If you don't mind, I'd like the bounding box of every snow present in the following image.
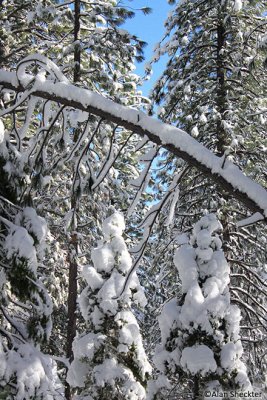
[91,245,115,273]
[147,375,172,400]
[174,245,198,293]
[102,211,125,239]
[116,310,152,374]
[193,213,222,235]
[98,271,122,315]
[92,145,116,190]
[72,212,151,396]
[165,185,180,226]
[81,265,103,290]
[127,144,157,217]
[1,62,266,218]
[179,281,213,334]
[225,305,242,341]
[234,0,243,12]
[26,11,35,23]
[0,341,7,381]
[4,224,38,273]
[72,333,106,361]
[127,168,151,217]
[173,215,232,333]
[236,212,264,228]
[2,207,48,275]
[191,125,199,138]
[67,359,88,388]
[16,53,69,85]
[235,366,252,391]
[154,214,251,393]
[200,113,208,124]
[2,343,63,400]
[0,268,6,291]
[220,341,243,370]
[93,358,146,398]
[0,118,5,143]
[180,345,217,375]
[16,207,48,244]
[181,35,189,46]
[157,298,180,343]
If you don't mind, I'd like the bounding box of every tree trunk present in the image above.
[216,18,227,156]
[216,7,232,249]
[65,2,81,398]
[193,376,200,400]
[73,0,81,83]
[65,233,78,400]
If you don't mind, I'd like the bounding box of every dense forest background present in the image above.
[0,0,266,399]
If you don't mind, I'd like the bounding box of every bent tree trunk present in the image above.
[0,65,267,220]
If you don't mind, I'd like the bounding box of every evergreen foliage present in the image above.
[0,0,266,398]
[145,0,267,390]
[149,214,251,399]
[67,211,151,399]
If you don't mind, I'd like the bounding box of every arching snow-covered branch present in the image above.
[0,66,266,219]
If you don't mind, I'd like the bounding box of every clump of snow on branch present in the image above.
[234,0,243,12]
[1,207,52,319]
[67,211,151,399]
[0,118,5,143]
[0,343,63,400]
[148,214,251,398]
[180,345,217,375]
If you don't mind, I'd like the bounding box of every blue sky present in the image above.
[123,0,172,96]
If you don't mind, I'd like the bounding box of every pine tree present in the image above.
[0,1,150,397]
[149,0,266,160]
[0,120,63,398]
[149,214,251,399]
[0,0,266,398]
[67,211,152,399]
[145,0,267,387]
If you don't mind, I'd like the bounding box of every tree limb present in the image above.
[0,68,267,219]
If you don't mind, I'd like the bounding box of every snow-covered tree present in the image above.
[0,1,266,398]
[145,0,267,387]
[149,0,266,160]
[0,121,63,398]
[149,214,251,399]
[148,0,266,222]
[1,48,266,396]
[0,2,150,397]
[147,0,266,225]
[67,211,152,399]
[0,0,149,100]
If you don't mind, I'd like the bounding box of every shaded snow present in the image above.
[180,345,217,375]
[4,225,38,273]
[0,119,4,143]
[1,343,63,400]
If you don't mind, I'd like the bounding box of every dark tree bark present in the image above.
[65,232,78,400]
[65,2,81,398]
[73,0,81,83]
[216,7,232,249]
[216,20,227,156]
[193,376,200,400]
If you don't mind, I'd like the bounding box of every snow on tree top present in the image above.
[102,211,125,239]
